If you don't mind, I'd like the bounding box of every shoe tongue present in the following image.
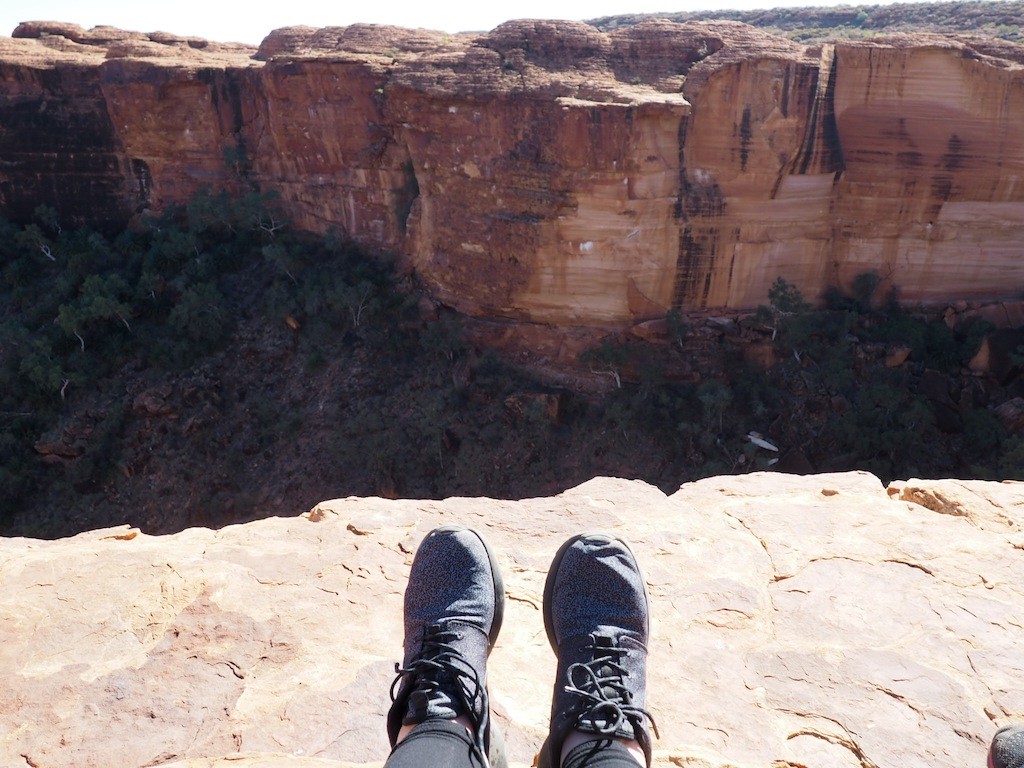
[585,633,626,701]
[407,686,460,723]
[590,633,618,672]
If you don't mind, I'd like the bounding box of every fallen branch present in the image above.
[257,214,285,237]
[589,365,621,389]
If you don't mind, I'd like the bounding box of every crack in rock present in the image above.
[875,685,925,719]
[786,728,879,768]
[882,558,935,576]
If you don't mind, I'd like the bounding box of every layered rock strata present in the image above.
[2,21,1024,325]
[1,472,1022,767]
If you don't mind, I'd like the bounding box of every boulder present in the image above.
[995,398,1024,434]
[969,329,1024,384]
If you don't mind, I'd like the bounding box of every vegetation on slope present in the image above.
[1,196,1022,538]
[591,1,1024,43]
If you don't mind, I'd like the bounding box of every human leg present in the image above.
[385,525,506,768]
[540,533,658,768]
[386,720,485,768]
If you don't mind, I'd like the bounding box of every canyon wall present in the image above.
[2,21,1024,326]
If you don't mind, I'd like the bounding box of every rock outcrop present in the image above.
[2,22,1024,325]
[1,472,1022,767]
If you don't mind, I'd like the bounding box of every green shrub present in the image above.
[850,271,880,312]
[168,282,229,347]
[963,409,1005,458]
[998,435,1024,479]
[420,315,467,366]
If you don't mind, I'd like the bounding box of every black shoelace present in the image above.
[564,635,659,741]
[391,623,491,767]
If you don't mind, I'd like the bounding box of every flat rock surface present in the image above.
[2,472,1023,767]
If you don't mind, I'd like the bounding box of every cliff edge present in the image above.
[3,22,1024,325]
[2,472,1022,767]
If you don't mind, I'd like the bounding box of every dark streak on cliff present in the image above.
[0,63,134,229]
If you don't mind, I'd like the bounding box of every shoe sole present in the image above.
[541,531,648,651]
[431,524,505,648]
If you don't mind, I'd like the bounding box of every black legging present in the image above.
[384,720,639,768]
[385,721,486,768]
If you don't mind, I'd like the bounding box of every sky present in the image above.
[0,0,929,46]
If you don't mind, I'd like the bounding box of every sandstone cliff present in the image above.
[2,22,1024,326]
[1,472,1022,767]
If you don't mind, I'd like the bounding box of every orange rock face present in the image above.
[2,21,1024,325]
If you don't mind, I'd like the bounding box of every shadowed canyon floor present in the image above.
[2,472,1022,767]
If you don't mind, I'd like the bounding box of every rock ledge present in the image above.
[2,472,1022,767]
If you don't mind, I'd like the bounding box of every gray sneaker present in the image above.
[990,725,1024,768]
[540,533,658,768]
[387,526,506,766]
